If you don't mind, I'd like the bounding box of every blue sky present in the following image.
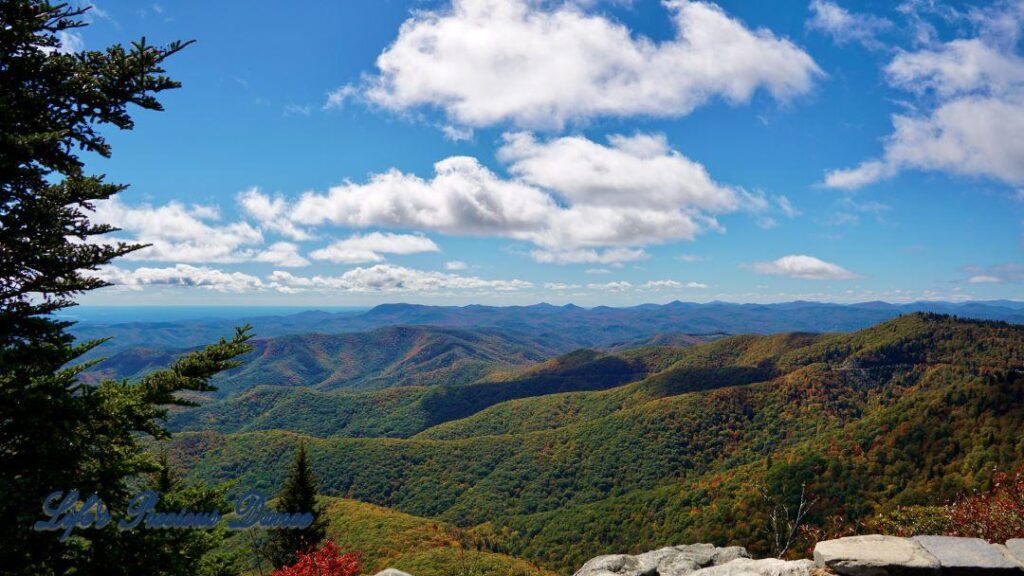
[65,0,1024,306]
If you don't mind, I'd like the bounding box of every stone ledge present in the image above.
[814,534,939,575]
[414,536,1024,576]
[571,544,817,576]
[814,535,1024,576]
[1006,541,1024,567]
[913,536,1020,575]
[372,537,1024,576]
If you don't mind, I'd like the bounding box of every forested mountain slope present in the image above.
[419,332,820,440]
[218,496,552,576]
[86,325,559,397]
[167,345,694,437]
[165,314,1024,573]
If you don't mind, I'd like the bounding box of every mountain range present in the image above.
[81,325,560,397]
[71,300,1024,359]
[155,312,1024,574]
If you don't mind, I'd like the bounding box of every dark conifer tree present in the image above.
[0,3,252,574]
[267,443,327,568]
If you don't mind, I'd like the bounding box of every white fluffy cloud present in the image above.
[92,198,310,267]
[529,247,648,265]
[968,274,1003,284]
[362,0,821,128]
[749,255,858,280]
[885,39,1024,97]
[544,282,582,290]
[806,0,891,49]
[962,263,1024,284]
[825,8,1024,189]
[545,279,710,292]
[95,129,756,279]
[93,199,255,262]
[268,264,532,292]
[499,132,739,212]
[254,132,750,253]
[288,156,555,238]
[238,187,312,240]
[55,31,85,53]
[825,160,892,190]
[91,198,307,267]
[441,125,474,142]
[40,30,85,54]
[641,280,708,289]
[309,232,439,264]
[827,99,1024,191]
[586,281,633,291]
[323,85,358,111]
[96,264,533,293]
[96,265,266,293]
[252,242,310,267]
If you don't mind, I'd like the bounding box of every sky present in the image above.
[60,0,1024,306]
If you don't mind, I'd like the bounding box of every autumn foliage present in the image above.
[271,541,361,576]
[868,467,1024,541]
[946,468,1024,541]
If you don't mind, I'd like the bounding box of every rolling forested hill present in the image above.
[218,496,553,576]
[166,345,696,437]
[83,325,561,397]
[163,313,1024,573]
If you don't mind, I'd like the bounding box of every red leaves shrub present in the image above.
[873,468,1024,541]
[271,540,361,576]
[947,469,1024,541]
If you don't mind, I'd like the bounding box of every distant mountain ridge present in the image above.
[70,300,1024,359]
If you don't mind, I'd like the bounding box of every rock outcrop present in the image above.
[571,544,815,576]
[572,536,1024,576]
[378,536,1024,576]
[813,535,940,575]
[813,534,1024,575]
[913,536,1020,574]
[686,558,816,575]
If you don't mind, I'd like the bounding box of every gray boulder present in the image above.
[712,547,752,565]
[1006,540,1024,567]
[655,554,702,576]
[813,534,940,575]
[638,547,696,575]
[573,553,655,576]
[573,544,752,576]
[373,570,413,576]
[913,536,1022,575]
[689,558,816,576]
